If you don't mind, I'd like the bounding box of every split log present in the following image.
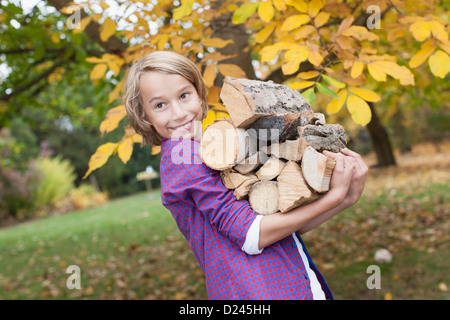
[268,139,303,161]
[298,124,347,154]
[248,180,279,215]
[234,176,259,200]
[246,112,312,143]
[255,156,286,180]
[277,161,319,213]
[220,76,311,127]
[301,146,336,193]
[220,169,257,190]
[200,120,251,170]
[233,150,269,174]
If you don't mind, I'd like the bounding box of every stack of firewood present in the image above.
[200,77,347,215]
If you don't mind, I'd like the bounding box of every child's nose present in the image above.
[172,101,187,119]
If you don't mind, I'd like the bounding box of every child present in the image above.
[123,51,368,300]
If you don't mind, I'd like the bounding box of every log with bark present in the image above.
[200,77,347,215]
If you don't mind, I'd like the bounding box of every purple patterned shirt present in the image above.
[159,136,332,300]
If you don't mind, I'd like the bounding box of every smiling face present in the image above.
[139,71,204,141]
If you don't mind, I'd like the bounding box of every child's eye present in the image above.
[180,92,190,100]
[155,102,165,109]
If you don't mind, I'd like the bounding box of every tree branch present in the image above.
[45,0,128,56]
[0,58,67,102]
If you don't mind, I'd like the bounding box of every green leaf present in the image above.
[232,2,259,24]
[322,74,345,89]
[302,88,316,105]
[316,82,338,98]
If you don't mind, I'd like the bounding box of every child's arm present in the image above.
[258,149,366,249]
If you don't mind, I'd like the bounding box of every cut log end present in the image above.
[301,146,336,193]
[248,180,279,215]
[200,120,248,170]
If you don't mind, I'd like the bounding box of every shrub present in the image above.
[0,166,39,221]
[33,156,76,208]
[69,184,108,210]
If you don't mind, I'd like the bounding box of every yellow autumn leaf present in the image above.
[203,64,217,88]
[314,11,330,28]
[348,87,380,102]
[307,45,323,66]
[428,50,450,78]
[151,145,161,156]
[255,22,277,43]
[351,61,364,78]
[73,16,92,35]
[83,142,118,179]
[287,81,315,90]
[100,17,116,42]
[368,61,387,82]
[173,0,194,20]
[297,70,320,79]
[260,42,298,62]
[108,80,124,104]
[294,25,316,40]
[218,64,247,78]
[272,0,286,11]
[90,63,107,80]
[377,61,415,85]
[281,14,310,32]
[132,134,142,144]
[326,89,347,114]
[258,1,274,23]
[342,26,378,41]
[346,94,372,126]
[232,2,259,24]
[429,20,448,42]
[117,136,134,164]
[199,38,233,48]
[285,0,308,13]
[202,109,218,130]
[409,20,432,42]
[282,47,309,75]
[308,0,324,18]
[99,105,127,135]
[409,39,437,68]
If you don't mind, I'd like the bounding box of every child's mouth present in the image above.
[169,118,194,132]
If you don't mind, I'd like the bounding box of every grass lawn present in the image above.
[0,142,449,300]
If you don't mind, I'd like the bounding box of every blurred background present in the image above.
[0,0,448,300]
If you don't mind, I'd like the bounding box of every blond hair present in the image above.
[123,51,208,146]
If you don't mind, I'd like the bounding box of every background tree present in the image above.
[2,0,449,178]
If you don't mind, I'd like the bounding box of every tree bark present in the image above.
[367,102,396,166]
[211,0,257,84]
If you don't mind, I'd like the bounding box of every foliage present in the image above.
[1,1,449,176]
[32,156,76,208]
[69,183,108,210]
[0,127,40,221]
[58,0,448,177]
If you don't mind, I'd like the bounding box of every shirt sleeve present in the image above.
[161,138,258,248]
[241,215,264,255]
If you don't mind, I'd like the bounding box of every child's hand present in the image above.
[323,148,368,208]
[322,149,354,205]
[340,148,368,207]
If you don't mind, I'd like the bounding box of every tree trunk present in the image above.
[367,102,397,166]
[211,0,257,83]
